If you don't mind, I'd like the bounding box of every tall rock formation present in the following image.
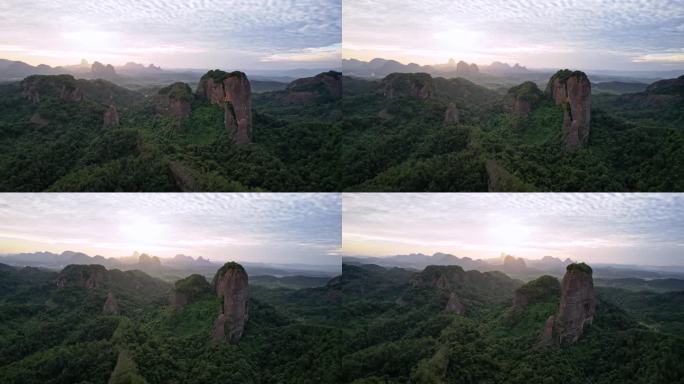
[211,262,249,344]
[382,72,434,99]
[103,292,120,314]
[445,292,466,314]
[196,70,252,144]
[444,103,460,124]
[156,82,193,118]
[92,61,117,79]
[554,263,596,344]
[545,70,591,149]
[103,104,119,128]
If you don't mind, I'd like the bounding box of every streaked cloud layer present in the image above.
[343,193,684,266]
[0,0,341,69]
[344,0,684,70]
[0,193,341,265]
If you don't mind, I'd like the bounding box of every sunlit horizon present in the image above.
[1,0,341,70]
[344,0,684,71]
[0,193,341,266]
[342,193,684,267]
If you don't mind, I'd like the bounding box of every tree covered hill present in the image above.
[0,263,343,383]
[0,71,341,192]
[338,262,684,383]
[341,72,684,191]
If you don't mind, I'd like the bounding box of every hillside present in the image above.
[341,71,684,191]
[339,262,684,383]
[0,70,341,192]
[0,263,343,383]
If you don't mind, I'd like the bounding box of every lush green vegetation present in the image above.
[0,263,343,383]
[341,73,684,191]
[0,73,340,191]
[339,263,684,383]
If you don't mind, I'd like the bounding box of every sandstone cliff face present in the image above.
[545,70,591,149]
[103,292,120,314]
[92,61,117,79]
[382,73,434,99]
[59,84,84,102]
[103,104,119,128]
[553,263,596,344]
[211,262,249,344]
[445,292,466,315]
[444,103,459,123]
[196,70,252,144]
[541,314,556,344]
[156,82,193,118]
[56,264,107,289]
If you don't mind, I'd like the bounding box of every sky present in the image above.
[343,193,684,266]
[0,193,341,266]
[0,0,341,70]
[343,0,684,71]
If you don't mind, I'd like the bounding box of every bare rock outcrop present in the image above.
[196,70,252,144]
[545,70,591,149]
[156,82,193,118]
[103,104,119,128]
[29,113,49,128]
[445,292,466,315]
[103,292,120,315]
[382,72,434,99]
[91,61,117,79]
[541,314,556,344]
[444,103,459,124]
[210,262,249,344]
[554,263,596,344]
[59,84,84,102]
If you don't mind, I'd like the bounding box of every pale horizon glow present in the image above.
[343,0,684,71]
[0,193,341,266]
[342,194,684,266]
[0,0,341,70]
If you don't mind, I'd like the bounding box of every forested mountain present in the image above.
[338,262,684,383]
[0,70,341,191]
[341,71,684,191]
[0,262,343,383]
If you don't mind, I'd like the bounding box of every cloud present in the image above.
[0,0,341,68]
[343,0,684,70]
[342,193,684,265]
[0,193,342,265]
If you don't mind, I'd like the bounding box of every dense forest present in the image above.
[341,73,684,191]
[0,71,341,192]
[338,263,684,383]
[0,263,342,383]
[1,260,683,383]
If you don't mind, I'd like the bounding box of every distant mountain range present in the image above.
[0,58,334,84]
[0,250,340,278]
[343,252,684,280]
[342,57,530,78]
